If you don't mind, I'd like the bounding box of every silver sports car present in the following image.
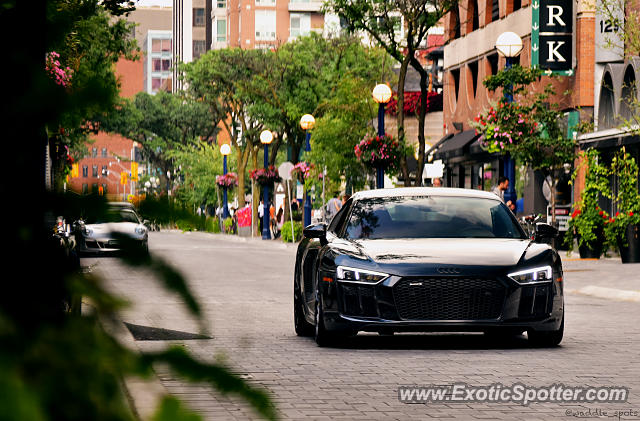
[76,206,148,255]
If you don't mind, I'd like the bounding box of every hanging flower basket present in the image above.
[250,166,282,186]
[216,172,237,188]
[470,101,537,154]
[354,133,402,172]
[290,162,312,182]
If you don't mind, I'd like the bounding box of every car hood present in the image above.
[331,238,533,275]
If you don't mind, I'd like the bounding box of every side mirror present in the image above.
[534,223,558,242]
[143,219,150,227]
[303,223,327,243]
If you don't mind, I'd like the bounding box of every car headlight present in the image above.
[135,226,147,235]
[508,265,552,284]
[83,227,93,236]
[336,266,389,284]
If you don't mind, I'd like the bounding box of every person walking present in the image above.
[492,176,514,210]
[325,193,342,222]
[258,200,264,233]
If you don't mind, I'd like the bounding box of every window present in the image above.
[468,61,479,99]
[101,165,108,176]
[290,13,310,38]
[101,184,108,195]
[486,53,499,76]
[193,8,206,27]
[216,18,227,42]
[82,166,88,178]
[217,0,226,8]
[255,10,276,40]
[101,147,107,157]
[82,184,88,194]
[450,68,460,102]
[492,0,499,21]
[92,165,98,177]
[513,0,521,11]
[193,40,207,58]
[92,183,98,193]
[344,197,525,240]
[256,0,275,5]
[152,77,162,91]
[152,39,162,52]
[161,39,171,52]
[470,0,479,31]
[92,147,97,158]
[154,58,171,71]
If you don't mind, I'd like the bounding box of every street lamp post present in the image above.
[372,83,392,189]
[220,143,231,219]
[495,32,523,206]
[260,130,273,240]
[300,114,315,228]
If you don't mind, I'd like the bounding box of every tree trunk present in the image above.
[397,55,411,186]
[411,58,429,187]
[251,147,260,236]
[236,148,247,208]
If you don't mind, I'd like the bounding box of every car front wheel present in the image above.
[314,297,337,347]
[528,315,564,347]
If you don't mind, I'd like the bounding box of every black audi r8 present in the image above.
[293,187,564,347]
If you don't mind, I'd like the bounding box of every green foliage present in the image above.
[566,149,611,251]
[176,219,197,232]
[281,221,303,243]
[604,148,640,248]
[205,217,221,233]
[223,218,234,234]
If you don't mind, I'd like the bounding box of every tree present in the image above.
[327,0,458,185]
[100,91,220,196]
[1,1,276,419]
[182,49,273,208]
[471,66,577,225]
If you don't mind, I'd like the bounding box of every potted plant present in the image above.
[565,149,611,258]
[354,133,403,173]
[604,148,640,263]
[215,172,237,189]
[250,166,282,186]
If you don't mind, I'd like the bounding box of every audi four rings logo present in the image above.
[437,267,461,274]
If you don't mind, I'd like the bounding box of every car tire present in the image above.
[294,290,314,337]
[314,297,337,347]
[528,315,564,347]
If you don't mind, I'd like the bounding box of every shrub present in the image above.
[204,217,221,233]
[281,221,303,243]
[176,219,196,232]
[223,217,234,234]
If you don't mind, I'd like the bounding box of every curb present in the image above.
[101,317,167,420]
[567,286,640,302]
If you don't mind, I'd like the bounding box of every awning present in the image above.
[433,130,480,160]
[578,127,640,149]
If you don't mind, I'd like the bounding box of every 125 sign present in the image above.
[599,18,621,33]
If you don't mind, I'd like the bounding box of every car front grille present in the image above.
[393,277,506,321]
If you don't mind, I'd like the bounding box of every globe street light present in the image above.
[260,130,273,240]
[495,31,523,207]
[372,83,392,189]
[220,143,231,219]
[300,114,315,227]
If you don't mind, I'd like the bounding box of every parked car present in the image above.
[293,187,564,347]
[75,205,148,255]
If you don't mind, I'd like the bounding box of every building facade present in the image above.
[437,0,596,215]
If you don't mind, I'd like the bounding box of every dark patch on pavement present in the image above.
[124,322,212,341]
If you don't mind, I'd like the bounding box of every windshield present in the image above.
[85,209,141,224]
[344,196,526,240]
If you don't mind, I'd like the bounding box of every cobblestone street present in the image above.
[86,231,640,420]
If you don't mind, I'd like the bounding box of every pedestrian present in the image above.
[291,199,299,212]
[432,177,442,187]
[258,200,264,232]
[342,194,351,205]
[492,176,514,210]
[325,192,342,222]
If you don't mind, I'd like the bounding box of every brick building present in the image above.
[68,7,172,199]
[435,0,596,215]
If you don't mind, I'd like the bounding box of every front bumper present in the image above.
[320,274,564,333]
[77,235,147,254]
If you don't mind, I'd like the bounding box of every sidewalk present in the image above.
[562,255,640,302]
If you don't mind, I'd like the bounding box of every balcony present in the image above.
[288,1,322,12]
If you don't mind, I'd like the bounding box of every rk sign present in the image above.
[532,0,574,73]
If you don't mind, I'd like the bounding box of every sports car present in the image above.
[293,187,564,347]
[75,205,148,255]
